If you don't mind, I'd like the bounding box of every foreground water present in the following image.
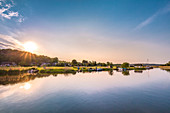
[0,68,170,113]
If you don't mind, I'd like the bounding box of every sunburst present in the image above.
[23,41,38,53]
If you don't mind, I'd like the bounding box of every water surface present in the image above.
[0,68,170,113]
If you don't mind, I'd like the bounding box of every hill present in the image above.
[0,49,54,66]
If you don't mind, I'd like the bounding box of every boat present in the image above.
[146,66,153,69]
[97,68,103,71]
[118,68,126,72]
[28,68,39,74]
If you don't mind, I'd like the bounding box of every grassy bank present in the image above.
[0,66,149,76]
[0,66,113,75]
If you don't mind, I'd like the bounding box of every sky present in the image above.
[0,0,170,64]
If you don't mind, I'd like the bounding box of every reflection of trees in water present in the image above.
[0,70,122,85]
[64,73,73,77]
[108,70,113,76]
[72,72,76,75]
[0,74,50,85]
[163,69,170,73]
[0,70,28,76]
[0,72,76,85]
[134,70,143,73]
[0,71,98,85]
[53,74,58,77]
[122,71,130,76]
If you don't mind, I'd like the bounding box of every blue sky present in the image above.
[0,0,170,63]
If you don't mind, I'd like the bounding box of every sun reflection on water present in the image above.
[19,83,31,90]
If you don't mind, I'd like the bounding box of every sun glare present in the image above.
[19,83,31,90]
[23,41,38,53]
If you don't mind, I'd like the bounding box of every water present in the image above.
[0,68,170,113]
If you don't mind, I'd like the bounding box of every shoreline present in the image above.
[0,66,153,76]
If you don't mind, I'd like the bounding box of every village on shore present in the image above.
[0,49,170,75]
[0,61,166,76]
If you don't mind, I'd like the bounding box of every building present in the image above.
[134,64,143,68]
[1,62,17,67]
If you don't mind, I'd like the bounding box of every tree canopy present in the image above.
[121,62,129,68]
[165,61,170,66]
[52,57,59,63]
[72,59,77,66]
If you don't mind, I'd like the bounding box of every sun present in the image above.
[23,41,38,53]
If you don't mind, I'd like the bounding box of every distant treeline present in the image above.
[1,49,169,67]
[0,49,115,66]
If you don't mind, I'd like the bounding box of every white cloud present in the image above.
[0,5,10,14]
[134,3,170,31]
[0,0,22,21]
[1,11,18,19]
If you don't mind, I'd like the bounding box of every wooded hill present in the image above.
[0,49,55,66]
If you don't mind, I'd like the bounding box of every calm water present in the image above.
[0,68,170,113]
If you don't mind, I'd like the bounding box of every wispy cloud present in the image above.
[0,0,23,22]
[0,33,24,50]
[18,16,24,23]
[134,3,170,31]
[0,0,25,49]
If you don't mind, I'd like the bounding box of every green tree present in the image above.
[107,62,110,66]
[165,61,170,66]
[92,61,97,66]
[72,59,77,66]
[82,60,88,66]
[121,62,129,68]
[52,57,59,63]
